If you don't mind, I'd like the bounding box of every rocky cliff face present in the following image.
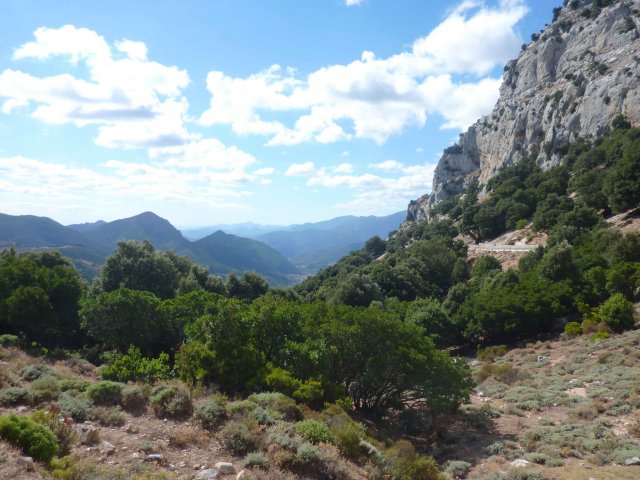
[407,0,640,223]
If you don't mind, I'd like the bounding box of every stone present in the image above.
[17,456,34,471]
[101,441,116,455]
[195,469,219,479]
[625,456,640,466]
[146,454,165,463]
[214,462,236,475]
[77,425,100,445]
[510,459,531,468]
[405,1,640,223]
[125,423,139,434]
[236,470,249,480]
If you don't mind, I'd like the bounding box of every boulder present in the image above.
[195,469,219,479]
[214,462,236,475]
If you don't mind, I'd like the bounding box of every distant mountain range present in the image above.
[0,212,298,286]
[182,211,405,274]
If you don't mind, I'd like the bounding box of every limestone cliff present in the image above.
[406,0,640,223]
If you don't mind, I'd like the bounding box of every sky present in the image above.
[0,0,562,228]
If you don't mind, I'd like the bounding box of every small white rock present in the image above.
[510,459,530,468]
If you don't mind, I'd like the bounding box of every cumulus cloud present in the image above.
[285,161,315,177]
[0,25,192,149]
[199,0,527,146]
[345,0,365,6]
[293,162,438,213]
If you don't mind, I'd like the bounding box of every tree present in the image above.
[364,236,387,258]
[405,298,457,347]
[226,271,269,302]
[598,293,636,333]
[80,287,163,354]
[471,256,501,278]
[0,249,84,347]
[98,241,178,299]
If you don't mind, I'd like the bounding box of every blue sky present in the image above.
[0,0,561,227]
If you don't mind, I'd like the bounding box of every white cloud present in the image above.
[0,25,191,149]
[293,162,437,214]
[416,147,424,153]
[334,162,354,174]
[199,0,527,146]
[254,167,275,176]
[370,160,403,171]
[285,161,315,177]
[345,0,365,5]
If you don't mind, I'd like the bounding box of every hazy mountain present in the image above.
[0,212,299,286]
[255,211,405,272]
[0,213,87,247]
[67,220,107,232]
[182,222,285,241]
[193,231,299,285]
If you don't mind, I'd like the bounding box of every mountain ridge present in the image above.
[0,211,298,286]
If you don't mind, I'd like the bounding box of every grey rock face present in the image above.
[407,1,640,222]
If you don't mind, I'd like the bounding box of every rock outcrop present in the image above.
[406,0,640,223]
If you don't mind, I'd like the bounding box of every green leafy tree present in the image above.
[80,287,164,354]
[598,293,636,333]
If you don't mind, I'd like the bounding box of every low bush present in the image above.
[150,384,192,419]
[0,387,32,406]
[220,421,256,455]
[244,451,269,468]
[21,364,56,381]
[0,334,20,347]
[444,460,472,478]
[564,322,583,337]
[56,392,92,422]
[30,376,61,402]
[194,398,227,430]
[31,406,77,456]
[101,346,171,384]
[227,399,259,417]
[252,406,282,425]
[477,345,508,362]
[0,413,58,462]
[86,381,124,406]
[295,420,335,445]
[58,378,90,393]
[333,424,363,458]
[120,385,149,414]
[384,440,443,480]
[91,406,125,427]
[168,425,207,448]
[248,392,302,421]
[476,363,522,384]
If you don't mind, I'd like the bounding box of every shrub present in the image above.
[220,421,256,455]
[227,399,259,417]
[120,385,149,414]
[56,392,92,422]
[475,363,522,384]
[264,368,301,398]
[21,364,55,381]
[477,345,508,362]
[252,406,282,425]
[385,441,442,480]
[0,334,20,347]
[293,379,324,408]
[168,425,206,448]
[150,384,192,419]
[564,322,583,337]
[0,387,32,406]
[333,424,363,458]
[91,406,125,427]
[591,331,611,342]
[244,451,269,468]
[295,420,335,445]
[101,346,170,384]
[30,376,61,402]
[295,441,324,466]
[248,392,302,421]
[86,381,124,406]
[58,378,90,393]
[444,460,472,478]
[194,398,227,430]
[31,406,77,456]
[0,413,58,462]
[598,293,636,333]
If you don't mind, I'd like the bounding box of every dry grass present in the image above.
[167,425,209,448]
